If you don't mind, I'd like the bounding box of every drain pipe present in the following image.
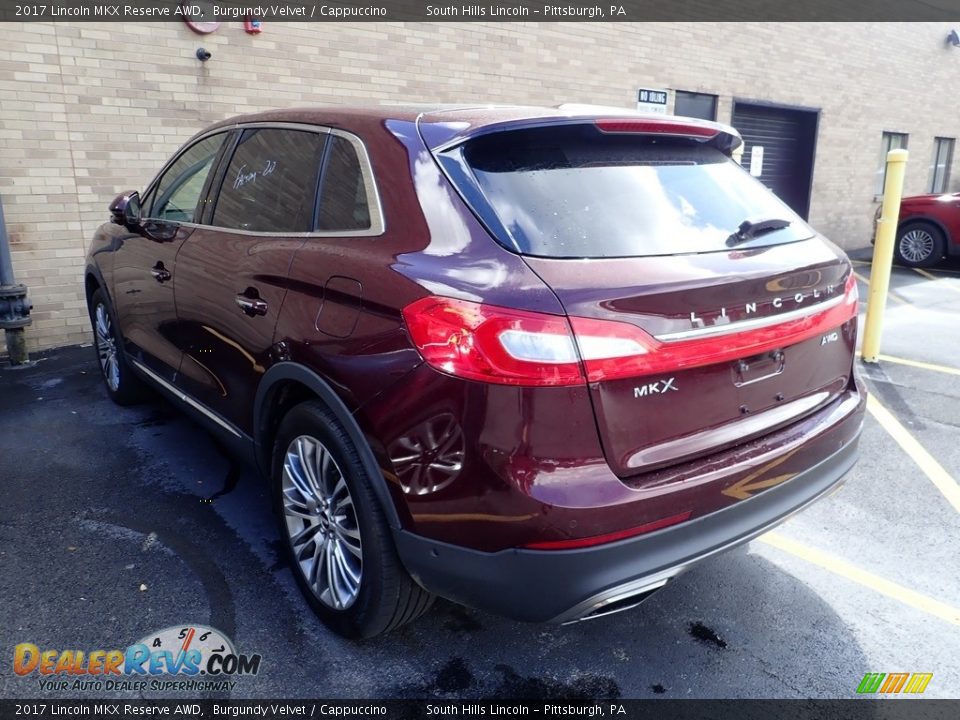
[0,195,32,365]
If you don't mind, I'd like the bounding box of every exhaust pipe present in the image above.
[561,576,672,625]
[566,585,665,624]
[0,195,32,366]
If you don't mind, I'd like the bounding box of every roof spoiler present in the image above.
[424,108,743,157]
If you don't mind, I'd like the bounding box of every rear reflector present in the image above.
[402,273,857,387]
[595,118,719,139]
[523,511,693,550]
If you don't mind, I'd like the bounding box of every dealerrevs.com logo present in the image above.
[13,625,262,693]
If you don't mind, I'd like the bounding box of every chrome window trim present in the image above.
[141,121,385,238]
[325,126,385,236]
[655,294,845,342]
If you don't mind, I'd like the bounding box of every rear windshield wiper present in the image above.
[726,217,792,247]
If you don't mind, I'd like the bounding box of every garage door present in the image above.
[732,102,818,220]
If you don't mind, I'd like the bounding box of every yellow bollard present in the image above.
[861,149,908,363]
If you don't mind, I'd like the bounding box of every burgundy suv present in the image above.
[85,105,865,638]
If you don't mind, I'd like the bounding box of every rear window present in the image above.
[212,128,325,233]
[454,125,814,258]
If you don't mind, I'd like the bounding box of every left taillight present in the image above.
[401,296,585,386]
[402,296,656,387]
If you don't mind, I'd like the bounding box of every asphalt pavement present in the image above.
[1,255,958,700]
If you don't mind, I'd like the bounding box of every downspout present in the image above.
[0,195,32,365]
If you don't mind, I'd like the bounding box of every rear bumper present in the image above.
[394,427,861,623]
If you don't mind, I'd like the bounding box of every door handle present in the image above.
[150,262,171,283]
[235,292,268,317]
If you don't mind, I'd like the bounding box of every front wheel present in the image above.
[895,222,945,268]
[89,287,147,406]
[272,401,434,638]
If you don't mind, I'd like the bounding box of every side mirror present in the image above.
[109,191,142,227]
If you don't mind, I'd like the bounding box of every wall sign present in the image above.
[637,88,668,115]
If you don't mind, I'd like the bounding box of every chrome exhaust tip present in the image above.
[560,577,671,625]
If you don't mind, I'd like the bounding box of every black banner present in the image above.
[0,0,958,23]
[2,701,960,720]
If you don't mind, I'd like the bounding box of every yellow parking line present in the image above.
[858,352,960,377]
[913,267,960,293]
[867,394,960,513]
[853,270,907,305]
[758,532,960,626]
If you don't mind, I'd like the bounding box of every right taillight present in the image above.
[572,273,859,382]
[403,276,858,387]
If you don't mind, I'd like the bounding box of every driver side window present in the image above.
[145,133,226,222]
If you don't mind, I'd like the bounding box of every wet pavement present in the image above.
[1,254,958,700]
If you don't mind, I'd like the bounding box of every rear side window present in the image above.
[452,124,813,258]
[212,128,325,233]
[316,135,371,232]
[146,133,226,222]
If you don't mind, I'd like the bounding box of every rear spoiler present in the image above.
[419,112,743,157]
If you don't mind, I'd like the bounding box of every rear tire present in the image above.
[272,401,434,638]
[88,287,147,406]
[895,222,945,268]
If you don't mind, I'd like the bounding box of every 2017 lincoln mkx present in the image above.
[84,105,865,638]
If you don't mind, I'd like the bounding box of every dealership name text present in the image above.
[427,5,626,17]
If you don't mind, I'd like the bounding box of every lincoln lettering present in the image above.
[689,285,837,326]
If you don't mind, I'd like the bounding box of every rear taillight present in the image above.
[401,296,584,386]
[403,275,858,387]
[572,273,859,382]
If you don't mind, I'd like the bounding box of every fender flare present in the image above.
[253,362,402,529]
[84,263,111,311]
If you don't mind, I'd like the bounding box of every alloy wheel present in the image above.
[900,229,935,264]
[282,435,363,610]
[94,303,120,392]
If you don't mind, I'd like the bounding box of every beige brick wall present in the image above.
[1,21,958,352]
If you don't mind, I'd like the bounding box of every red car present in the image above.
[85,106,865,638]
[882,192,960,267]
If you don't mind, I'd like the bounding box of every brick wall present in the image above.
[1,21,958,351]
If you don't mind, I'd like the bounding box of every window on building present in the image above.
[145,133,227,222]
[316,135,372,232]
[929,137,954,194]
[674,91,718,121]
[212,128,326,233]
[875,132,908,197]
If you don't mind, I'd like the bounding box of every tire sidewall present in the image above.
[271,403,394,638]
[89,287,139,404]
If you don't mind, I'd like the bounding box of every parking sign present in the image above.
[637,88,668,114]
